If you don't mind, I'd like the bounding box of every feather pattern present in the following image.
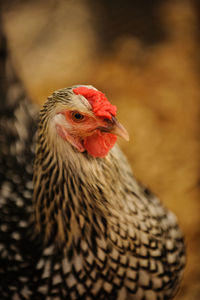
[0,29,185,299]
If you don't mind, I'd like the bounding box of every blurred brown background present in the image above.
[2,0,200,298]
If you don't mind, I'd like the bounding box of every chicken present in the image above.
[0,32,185,300]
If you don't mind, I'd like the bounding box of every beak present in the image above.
[100,117,129,141]
[110,117,129,141]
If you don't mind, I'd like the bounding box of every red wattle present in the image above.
[83,131,117,158]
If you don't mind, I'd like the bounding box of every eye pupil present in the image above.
[75,113,83,119]
[71,111,85,122]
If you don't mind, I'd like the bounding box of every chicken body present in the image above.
[0,35,185,300]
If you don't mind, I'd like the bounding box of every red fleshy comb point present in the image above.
[73,86,117,119]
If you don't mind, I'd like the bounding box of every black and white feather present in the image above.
[0,29,185,300]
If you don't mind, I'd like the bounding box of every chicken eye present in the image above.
[71,111,85,122]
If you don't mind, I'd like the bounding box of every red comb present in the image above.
[73,86,117,119]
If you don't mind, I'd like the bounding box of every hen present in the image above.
[0,32,185,300]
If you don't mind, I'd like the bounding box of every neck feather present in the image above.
[33,109,134,246]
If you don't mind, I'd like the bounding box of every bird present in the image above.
[0,34,185,300]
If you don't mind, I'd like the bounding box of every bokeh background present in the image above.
[2,0,200,298]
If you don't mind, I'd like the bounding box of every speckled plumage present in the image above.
[0,33,185,300]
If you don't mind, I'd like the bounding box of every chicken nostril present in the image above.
[104,116,116,125]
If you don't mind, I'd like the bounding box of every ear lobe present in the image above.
[56,123,69,141]
[56,123,85,152]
